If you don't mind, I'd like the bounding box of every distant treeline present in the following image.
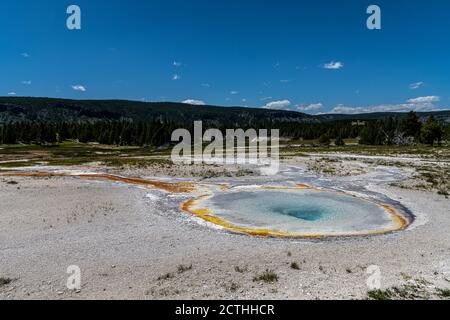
[0,112,448,146]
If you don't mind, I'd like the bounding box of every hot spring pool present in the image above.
[181,186,410,238]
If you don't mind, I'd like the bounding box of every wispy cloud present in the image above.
[201,83,211,87]
[173,61,182,67]
[71,85,86,92]
[21,80,32,85]
[409,82,425,90]
[326,96,442,114]
[230,91,239,95]
[182,99,206,105]
[280,79,291,83]
[262,100,291,110]
[297,103,323,113]
[7,92,17,95]
[172,74,181,81]
[260,96,273,101]
[21,53,30,58]
[322,61,344,70]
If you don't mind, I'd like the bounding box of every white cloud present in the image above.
[409,81,424,90]
[297,103,323,112]
[280,79,291,83]
[322,61,344,70]
[172,74,181,80]
[327,96,442,114]
[201,83,211,87]
[260,96,273,101]
[21,80,32,85]
[407,95,439,104]
[21,53,30,58]
[7,92,17,95]
[173,61,182,67]
[230,91,239,95]
[71,85,86,92]
[182,99,206,105]
[262,100,291,110]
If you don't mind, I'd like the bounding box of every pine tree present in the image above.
[335,135,345,146]
[420,116,444,146]
[318,133,331,146]
[400,111,422,139]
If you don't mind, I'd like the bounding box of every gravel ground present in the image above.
[0,162,449,300]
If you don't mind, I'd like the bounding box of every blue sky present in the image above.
[1,0,449,114]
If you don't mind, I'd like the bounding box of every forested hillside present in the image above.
[0,97,448,146]
[0,97,313,125]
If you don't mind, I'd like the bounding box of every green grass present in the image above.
[103,158,172,168]
[397,165,450,195]
[157,273,174,281]
[177,264,192,274]
[0,277,13,287]
[2,141,448,172]
[367,279,438,300]
[367,289,393,300]
[290,262,300,270]
[0,141,173,169]
[281,144,450,159]
[436,288,450,298]
[234,266,248,273]
[0,161,37,168]
[253,269,278,283]
[400,272,412,281]
[226,282,240,293]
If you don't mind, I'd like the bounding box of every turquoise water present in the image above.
[200,189,397,236]
[274,206,325,221]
